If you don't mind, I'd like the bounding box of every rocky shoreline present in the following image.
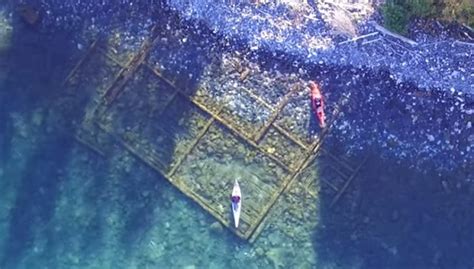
[167,1,474,94]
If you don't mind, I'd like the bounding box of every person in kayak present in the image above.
[231,195,240,203]
[309,81,326,128]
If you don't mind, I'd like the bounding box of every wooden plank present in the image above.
[272,123,311,152]
[320,177,339,192]
[146,64,179,90]
[103,25,159,104]
[372,22,418,46]
[321,148,355,173]
[240,87,274,111]
[74,132,105,157]
[98,47,127,67]
[62,39,100,86]
[166,117,216,178]
[330,156,368,208]
[255,84,300,142]
[338,32,378,45]
[328,163,351,179]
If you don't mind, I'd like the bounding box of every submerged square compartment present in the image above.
[97,66,210,173]
[172,123,290,237]
[65,51,122,98]
[258,126,308,171]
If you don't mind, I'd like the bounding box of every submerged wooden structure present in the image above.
[64,26,366,242]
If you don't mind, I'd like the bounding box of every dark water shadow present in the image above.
[0,2,123,267]
[118,160,165,253]
[0,3,87,265]
[0,3,78,165]
[296,56,473,268]
[1,133,75,267]
[313,152,474,269]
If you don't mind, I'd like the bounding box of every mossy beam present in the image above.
[254,84,301,143]
[74,128,106,157]
[239,87,274,111]
[146,64,178,89]
[330,156,368,208]
[99,47,128,67]
[167,116,217,178]
[102,24,160,105]
[62,39,100,86]
[321,148,356,173]
[272,123,311,153]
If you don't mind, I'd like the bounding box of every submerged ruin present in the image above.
[64,11,370,241]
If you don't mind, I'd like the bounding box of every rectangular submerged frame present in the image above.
[64,31,363,241]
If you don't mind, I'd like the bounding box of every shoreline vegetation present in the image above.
[380,0,474,35]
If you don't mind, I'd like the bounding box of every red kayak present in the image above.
[309,81,326,128]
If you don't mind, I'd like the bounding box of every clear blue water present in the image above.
[1,5,473,269]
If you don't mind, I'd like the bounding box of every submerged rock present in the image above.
[209,221,224,233]
[17,4,41,26]
[0,12,12,53]
[265,247,288,269]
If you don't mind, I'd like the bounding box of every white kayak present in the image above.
[231,179,242,228]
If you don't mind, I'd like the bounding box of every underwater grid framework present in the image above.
[63,32,366,241]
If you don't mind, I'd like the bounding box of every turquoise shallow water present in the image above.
[1,6,473,269]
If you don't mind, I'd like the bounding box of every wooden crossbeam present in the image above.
[102,25,159,105]
[255,84,301,142]
[240,86,274,111]
[320,177,339,192]
[146,64,178,90]
[272,123,310,152]
[327,163,351,179]
[74,131,105,157]
[330,156,368,208]
[167,116,217,178]
[98,47,127,67]
[62,39,100,86]
[321,148,356,173]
